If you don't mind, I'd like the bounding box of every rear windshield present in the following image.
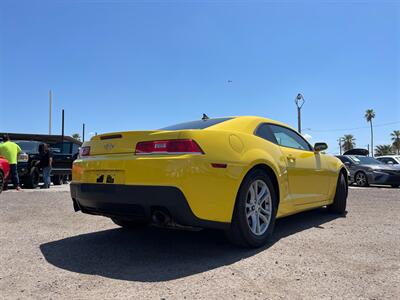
[160,117,233,130]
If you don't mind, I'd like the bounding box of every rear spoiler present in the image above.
[343,148,369,156]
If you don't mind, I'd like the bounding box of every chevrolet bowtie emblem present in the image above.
[104,144,114,151]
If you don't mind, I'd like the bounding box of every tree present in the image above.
[364,109,375,157]
[72,133,81,141]
[391,130,400,155]
[375,144,394,157]
[342,134,356,152]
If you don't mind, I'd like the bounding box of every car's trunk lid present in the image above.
[86,131,181,156]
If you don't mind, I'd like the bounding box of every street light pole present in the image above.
[49,90,52,135]
[295,93,305,133]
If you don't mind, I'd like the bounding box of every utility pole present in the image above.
[295,93,305,133]
[338,138,342,155]
[82,123,85,142]
[49,90,52,135]
[61,109,65,146]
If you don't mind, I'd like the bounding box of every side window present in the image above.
[255,123,277,143]
[72,143,80,155]
[388,158,397,164]
[267,124,312,151]
[339,156,351,164]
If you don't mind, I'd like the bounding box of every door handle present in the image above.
[287,155,296,162]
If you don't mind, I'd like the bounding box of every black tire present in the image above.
[328,172,347,214]
[226,169,278,248]
[111,218,148,229]
[24,168,40,189]
[391,184,399,188]
[52,175,62,185]
[355,171,369,187]
[0,171,4,194]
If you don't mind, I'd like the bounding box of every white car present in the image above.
[376,155,400,165]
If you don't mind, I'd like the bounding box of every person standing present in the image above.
[38,143,53,189]
[0,134,22,191]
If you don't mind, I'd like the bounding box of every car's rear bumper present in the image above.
[70,183,229,229]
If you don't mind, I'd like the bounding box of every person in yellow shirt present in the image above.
[0,134,22,191]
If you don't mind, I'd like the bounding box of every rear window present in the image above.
[160,117,233,130]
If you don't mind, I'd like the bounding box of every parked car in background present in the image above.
[0,156,10,193]
[71,116,348,248]
[336,154,400,188]
[48,141,80,183]
[376,155,400,165]
[15,140,79,188]
[0,133,81,186]
[15,140,42,188]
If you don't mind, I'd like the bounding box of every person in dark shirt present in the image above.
[38,143,53,189]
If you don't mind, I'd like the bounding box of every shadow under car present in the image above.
[39,208,344,282]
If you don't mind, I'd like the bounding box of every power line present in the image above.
[304,121,400,133]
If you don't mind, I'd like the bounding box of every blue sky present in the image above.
[0,0,399,154]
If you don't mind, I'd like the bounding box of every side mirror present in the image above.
[387,161,393,165]
[314,142,328,152]
[344,161,351,167]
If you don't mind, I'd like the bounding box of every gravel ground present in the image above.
[0,185,399,299]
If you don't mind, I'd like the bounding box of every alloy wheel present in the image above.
[245,179,272,236]
[356,173,366,186]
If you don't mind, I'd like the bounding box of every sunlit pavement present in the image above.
[0,184,399,299]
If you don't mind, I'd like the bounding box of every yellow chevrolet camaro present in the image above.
[71,116,348,247]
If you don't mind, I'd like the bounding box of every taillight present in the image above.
[135,139,204,155]
[79,146,91,157]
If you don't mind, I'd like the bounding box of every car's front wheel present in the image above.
[226,169,277,248]
[328,172,347,214]
[355,171,369,187]
[111,218,148,229]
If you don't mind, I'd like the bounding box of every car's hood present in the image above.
[359,164,400,171]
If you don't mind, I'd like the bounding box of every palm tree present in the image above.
[364,109,375,157]
[71,133,81,141]
[342,134,356,152]
[375,144,394,157]
[391,130,400,155]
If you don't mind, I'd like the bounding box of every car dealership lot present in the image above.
[1,186,399,299]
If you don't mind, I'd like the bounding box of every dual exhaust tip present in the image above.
[152,210,171,226]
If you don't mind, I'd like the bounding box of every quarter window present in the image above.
[267,124,312,151]
[255,124,277,143]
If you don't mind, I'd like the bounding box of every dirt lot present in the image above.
[0,185,399,299]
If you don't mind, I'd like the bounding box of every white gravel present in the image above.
[0,185,399,299]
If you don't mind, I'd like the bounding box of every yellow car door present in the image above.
[266,124,330,204]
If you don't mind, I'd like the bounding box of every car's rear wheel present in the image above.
[0,171,4,194]
[226,169,277,248]
[111,218,148,229]
[355,171,369,187]
[328,172,347,214]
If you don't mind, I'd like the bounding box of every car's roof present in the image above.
[14,140,42,144]
[206,116,296,134]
